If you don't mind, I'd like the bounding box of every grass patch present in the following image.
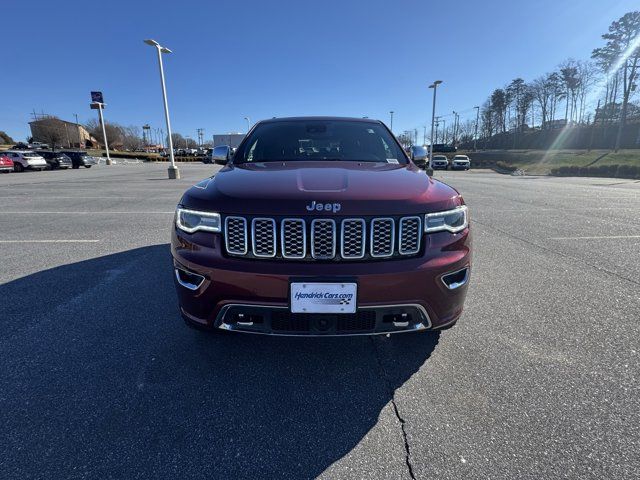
[459,149,640,177]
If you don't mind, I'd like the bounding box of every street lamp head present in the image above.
[434,80,443,85]
[145,39,172,53]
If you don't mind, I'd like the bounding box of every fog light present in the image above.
[174,267,205,290]
[441,267,469,290]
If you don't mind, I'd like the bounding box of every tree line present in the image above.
[477,11,640,151]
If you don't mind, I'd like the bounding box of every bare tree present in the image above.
[593,11,640,151]
[122,126,142,150]
[576,61,597,123]
[490,89,508,133]
[559,59,581,122]
[33,117,68,150]
[532,73,562,126]
[480,100,495,139]
[86,119,124,148]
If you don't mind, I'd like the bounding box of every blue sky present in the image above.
[1,0,637,142]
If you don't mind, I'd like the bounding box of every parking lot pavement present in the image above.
[1,164,638,479]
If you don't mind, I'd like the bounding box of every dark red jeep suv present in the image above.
[171,117,471,336]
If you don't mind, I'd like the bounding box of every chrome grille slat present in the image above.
[341,219,366,259]
[370,218,395,258]
[311,219,336,259]
[281,219,306,258]
[399,216,421,255]
[251,218,276,257]
[224,215,420,260]
[225,216,248,255]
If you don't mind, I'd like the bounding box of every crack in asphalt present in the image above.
[370,337,417,480]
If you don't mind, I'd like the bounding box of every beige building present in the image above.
[29,117,97,148]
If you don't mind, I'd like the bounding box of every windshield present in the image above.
[235,120,407,164]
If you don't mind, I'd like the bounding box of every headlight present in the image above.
[425,206,468,233]
[176,207,221,233]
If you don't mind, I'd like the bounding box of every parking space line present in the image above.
[0,240,100,243]
[0,211,174,214]
[549,235,640,240]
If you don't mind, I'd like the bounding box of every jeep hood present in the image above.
[181,161,463,215]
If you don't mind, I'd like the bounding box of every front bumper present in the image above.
[451,163,470,170]
[171,225,471,336]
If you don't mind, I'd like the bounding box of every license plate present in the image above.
[290,282,357,314]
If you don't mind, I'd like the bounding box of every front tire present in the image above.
[14,163,24,172]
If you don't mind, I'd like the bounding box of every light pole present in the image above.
[144,39,179,179]
[473,106,480,151]
[389,111,394,133]
[91,101,111,165]
[73,114,80,147]
[452,111,460,146]
[244,117,251,132]
[428,80,442,169]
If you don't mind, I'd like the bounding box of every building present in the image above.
[213,133,245,148]
[29,117,97,148]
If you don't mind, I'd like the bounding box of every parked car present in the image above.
[430,155,449,170]
[0,153,14,173]
[28,142,49,150]
[172,116,471,336]
[36,151,72,169]
[58,150,97,169]
[3,151,47,172]
[451,154,471,170]
[408,145,429,168]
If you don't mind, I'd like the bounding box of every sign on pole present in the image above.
[91,91,104,103]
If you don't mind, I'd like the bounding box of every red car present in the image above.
[171,117,471,336]
[0,154,14,173]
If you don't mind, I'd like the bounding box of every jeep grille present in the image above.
[224,215,422,261]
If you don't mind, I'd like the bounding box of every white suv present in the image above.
[451,155,471,170]
[4,151,48,172]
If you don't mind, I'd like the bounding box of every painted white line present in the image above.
[0,211,174,214]
[0,196,141,200]
[549,235,640,240]
[0,240,100,243]
[482,207,640,212]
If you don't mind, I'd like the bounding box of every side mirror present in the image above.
[212,145,231,165]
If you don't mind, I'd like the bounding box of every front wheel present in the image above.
[14,163,24,172]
